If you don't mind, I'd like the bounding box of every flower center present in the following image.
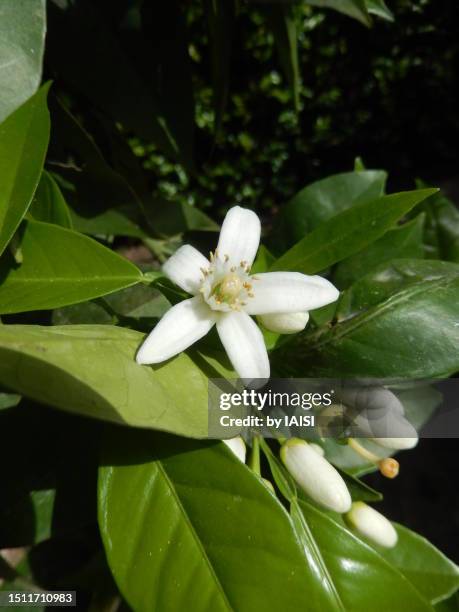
[218,273,243,300]
[200,252,256,312]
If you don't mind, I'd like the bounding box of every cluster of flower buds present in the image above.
[279,438,398,548]
[223,431,401,549]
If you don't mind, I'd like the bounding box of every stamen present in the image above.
[230,266,236,272]
[224,254,229,262]
[348,438,400,479]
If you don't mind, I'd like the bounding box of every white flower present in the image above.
[136,206,339,379]
[223,436,246,462]
[280,438,351,513]
[345,502,398,548]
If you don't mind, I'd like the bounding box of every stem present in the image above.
[348,438,381,464]
[249,435,261,475]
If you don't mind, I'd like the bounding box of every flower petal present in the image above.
[216,311,270,380]
[217,206,261,266]
[136,297,215,364]
[163,245,210,295]
[223,437,246,463]
[246,272,339,315]
[258,311,309,335]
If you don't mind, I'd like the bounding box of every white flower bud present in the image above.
[345,502,398,548]
[280,438,351,513]
[372,436,418,450]
[309,443,325,457]
[223,436,246,463]
[258,312,309,335]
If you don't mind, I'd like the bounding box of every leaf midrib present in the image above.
[157,462,234,611]
[273,192,431,272]
[310,275,458,352]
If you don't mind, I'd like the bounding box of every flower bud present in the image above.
[345,502,398,548]
[280,438,351,513]
[223,436,246,463]
[309,443,325,457]
[372,436,418,450]
[258,312,309,335]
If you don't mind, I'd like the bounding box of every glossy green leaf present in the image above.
[414,188,459,263]
[0,324,218,437]
[0,85,50,257]
[99,429,337,612]
[304,0,371,26]
[334,214,425,289]
[272,189,437,274]
[29,171,73,228]
[366,0,394,21]
[49,99,148,238]
[149,199,219,237]
[379,524,459,604]
[52,284,170,328]
[0,220,143,314]
[299,500,434,610]
[0,0,46,123]
[275,259,459,378]
[278,170,387,248]
[266,5,300,111]
[338,468,382,502]
[336,259,459,321]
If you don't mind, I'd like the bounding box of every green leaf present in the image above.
[149,199,219,237]
[366,0,394,21]
[333,214,425,289]
[299,500,435,610]
[49,98,148,238]
[337,468,382,502]
[304,0,371,26]
[0,219,142,314]
[278,170,387,248]
[275,260,459,378]
[0,392,20,411]
[266,5,300,111]
[52,284,171,328]
[29,171,73,228]
[0,85,50,257]
[99,429,338,612]
[204,0,235,136]
[0,0,46,123]
[379,524,459,604]
[271,189,437,274]
[0,325,217,437]
[414,188,459,263]
[336,259,458,320]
